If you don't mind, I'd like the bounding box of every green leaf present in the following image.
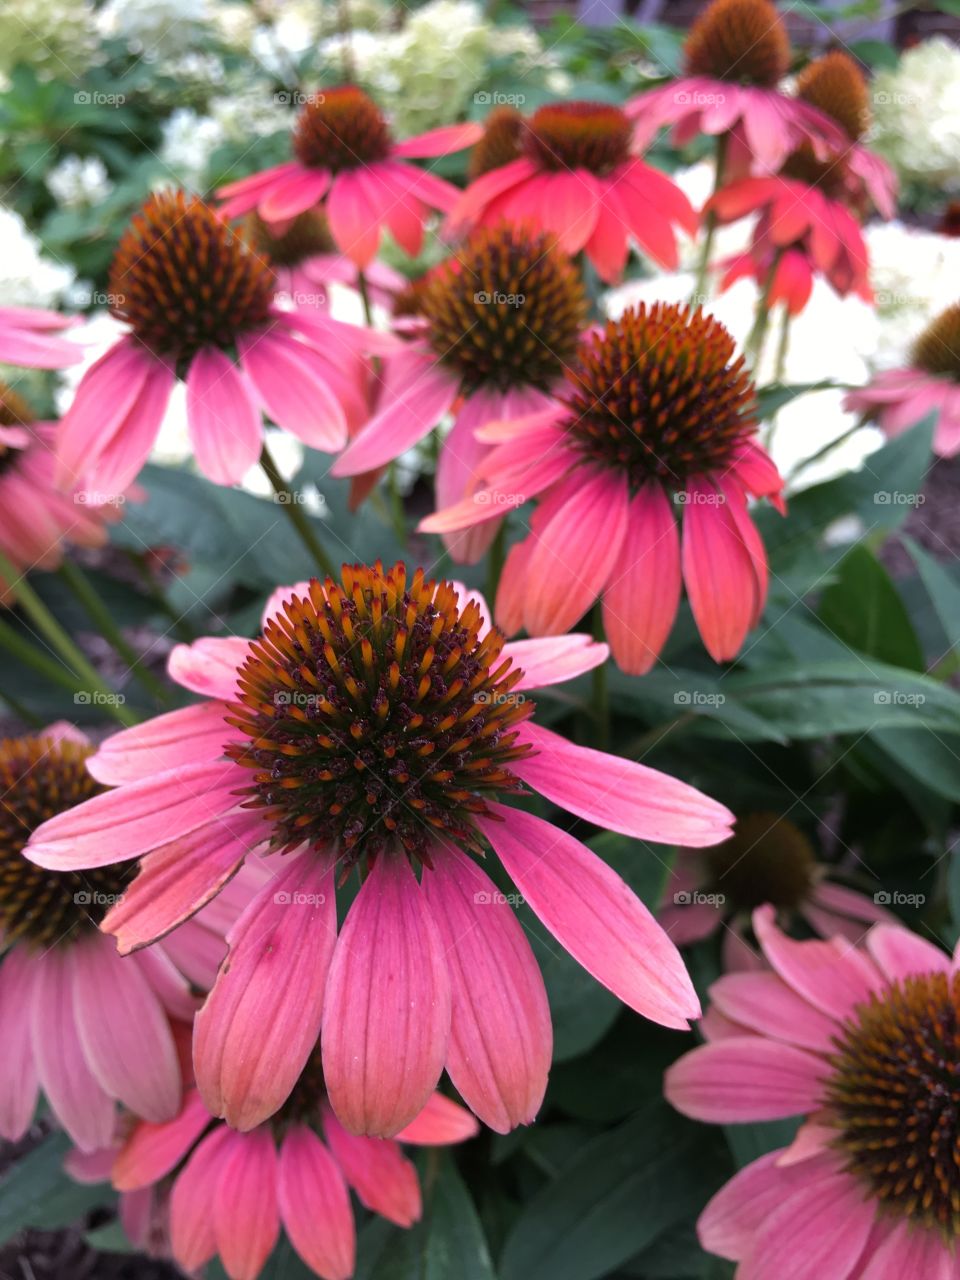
[818,545,924,670]
[724,1117,800,1169]
[0,1131,111,1245]
[499,1103,728,1280]
[904,537,960,659]
[756,380,840,418]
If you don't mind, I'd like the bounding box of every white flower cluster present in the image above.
[0,205,73,307]
[96,0,214,58]
[871,38,960,192]
[45,155,114,209]
[0,0,98,78]
[159,88,290,188]
[864,219,960,367]
[323,0,548,135]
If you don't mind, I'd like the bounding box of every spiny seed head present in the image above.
[419,222,588,393]
[562,302,757,487]
[524,101,633,175]
[826,971,960,1237]
[705,812,816,911]
[469,106,525,180]
[0,734,130,948]
[911,303,960,381]
[245,209,334,267]
[292,85,392,173]
[109,190,275,366]
[227,561,535,869]
[684,0,791,87]
[796,50,870,142]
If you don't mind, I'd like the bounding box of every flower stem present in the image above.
[356,269,374,328]
[486,521,506,606]
[592,604,609,751]
[691,132,728,305]
[57,559,170,705]
[260,443,337,578]
[764,306,794,452]
[0,552,136,726]
[745,251,782,370]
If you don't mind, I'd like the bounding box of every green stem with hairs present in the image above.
[259,442,337,578]
[486,521,506,606]
[690,132,728,305]
[745,250,783,370]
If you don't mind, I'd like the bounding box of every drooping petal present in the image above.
[213,1129,280,1280]
[186,347,263,485]
[602,484,681,675]
[113,1089,212,1190]
[681,477,762,662]
[322,855,452,1137]
[479,805,700,1030]
[506,634,609,691]
[194,852,336,1131]
[421,852,552,1133]
[239,329,348,451]
[170,1127,233,1269]
[708,972,836,1053]
[321,1105,422,1227]
[278,1125,355,1280]
[0,949,39,1141]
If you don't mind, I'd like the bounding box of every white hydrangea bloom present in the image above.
[46,155,113,209]
[0,0,97,78]
[871,39,960,191]
[97,0,214,58]
[865,219,960,368]
[0,205,73,307]
[158,109,227,189]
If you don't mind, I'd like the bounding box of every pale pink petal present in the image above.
[278,1125,355,1280]
[114,1089,212,1190]
[394,1092,480,1146]
[512,721,734,846]
[858,1219,954,1280]
[216,159,305,201]
[393,122,483,158]
[259,169,332,222]
[322,855,452,1137]
[0,949,39,1141]
[327,171,381,265]
[321,1106,422,1227]
[170,1127,233,1269]
[479,805,700,1030]
[239,329,348,451]
[436,393,503,565]
[88,702,230,785]
[214,1129,280,1280]
[602,484,681,674]
[421,853,552,1133]
[30,948,115,1151]
[865,924,951,983]
[186,347,263,485]
[664,1036,825,1122]
[506,634,609,691]
[195,852,336,1131]
[708,972,836,1053]
[82,358,175,498]
[167,636,250,699]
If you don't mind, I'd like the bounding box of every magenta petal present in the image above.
[239,329,348,451]
[865,923,951,983]
[422,853,552,1133]
[665,1036,826,1122]
[602,484,681,674]
[753,905,883,1021]
[30,948,115,1151]
[278,1125,355,1280]
[186,347,263,485]
[478,805,700,1029]
[513,722,733,846]
[194,852,336,1131]
[88,701,231,785]
[322,855,452,1137]
[114,1088,212,1190]
[213,1129,280,1280]
[681,478,761,662]
[0,949,39,1141]
[321,1105,422,1227]
[170,1127,233,1269]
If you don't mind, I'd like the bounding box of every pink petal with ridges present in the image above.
[214,1129,280,1280]
[278,1125,355,1280]
[114,1088,212,1190]
[0,949,39,1141]
[321,1105,422,1226]
[394,1092,480,1146]
[89,701,231,785]
[602,484,681,674]
[753,905,883,1021]
[665,1036,825,1123]
[506,634,609,690]
[170,1127,233,1268]
[186,347,263,485]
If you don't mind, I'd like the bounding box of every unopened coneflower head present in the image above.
[666,908,960,1278]
[217,88,480,265]
[702,812,815,913]
[846,300,960,457]
[684,0,790,87]
[468,105,524,180]
[246,208,334,266]
[26,567,733,1139]
[421,303,784,668]
[795,50,870,142]
[56,187,383,494]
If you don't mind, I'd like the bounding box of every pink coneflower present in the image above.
[26,562,733,1139]
[0,724,241,1152]
[709,175,872,312]
[0,383,121,603]
[332,222,590,563]
[666,905,960,1279]
[55,190,384,497]
[217,86,480,266]
[110,1077,478,1280]
[246,210,405,313]
[626,0,847,177]
[422,302,785,671]
[446,101,697,284]
[0,304,81,368]
[660,812,896,961]
[845,302,960,457]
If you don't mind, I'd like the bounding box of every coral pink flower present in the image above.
[217,85,480,266]
[660,813,896,962]
[709,176,872,311]
[446,101,697,283]
[0,724,245,1152]
[110,1080,478,1280]
[666,905,960,1279]
[845,302,960,457]
[26,562,733,1139]
[332,222,590,563]
[56,190,387,497]
[626,0,846,177]
[0,304,81,368]
[422,302,785,671]
[0,383,122,603]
